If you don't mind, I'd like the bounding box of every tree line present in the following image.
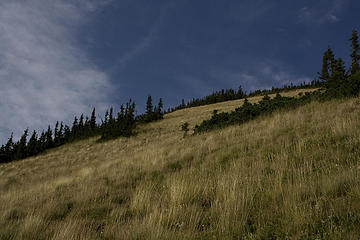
[1,29,358,164]
[0,96,163,164]
[168,79,321,113]
[194,29,360,134]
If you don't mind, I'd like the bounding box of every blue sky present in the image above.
[0,0,359,144]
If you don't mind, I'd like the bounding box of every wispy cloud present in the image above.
[0,0,112,144]
[212,61,312,93]
[111,3,175,72]
[298,0,346,24]
[226,0,274,23]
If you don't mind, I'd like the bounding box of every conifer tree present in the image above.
[118,105,125,121]
[72,116,78,139]
[349,29,360,75]
[79,114,84,132]
[320,47,336,82]
[109,107,114,123]
[90,108,96,131]
[146,95,153,115]
[27,130,39,157]
[237,85,245,99]
[45,125,53,149]
[38,131,46,152]
[0,144,6,163]
[327,58,347,96]
[155,98,164,120]
[2,133,14,163]
[158,98,163,111]
[104,110,109,126]
[16,129,28,160]
[181,99,185,108]
[63,125,71,143]
[145,95,154,122]
[54,121,60,146]
[59,122,64,145]
[84,116,90,135]
[320,49,330,81]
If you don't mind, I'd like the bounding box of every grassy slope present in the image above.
[1,89,360,239]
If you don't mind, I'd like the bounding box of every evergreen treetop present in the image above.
[350,29,360,75]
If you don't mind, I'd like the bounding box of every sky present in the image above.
[0,0,360,144]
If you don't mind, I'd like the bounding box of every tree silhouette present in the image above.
[15,129,28,160]
[350,29,360,75]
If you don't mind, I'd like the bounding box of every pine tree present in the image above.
[327,58,347,96]
[38,130,46,152]
[320,47,336,82]
[16,129,28,160]
[328,47,336,74]
[71,116,78,139]
[104,110,109,126]
[84,116,90,136]
[90,107,96,131]
[320,49,330,81]
[79,114,84,134]
[54,121,60,146]
[156,98,164,120]
[158,98,163,111]
[237,85,245,99]
[145,95,153,122]
[146,96,153,115]
[45,125,53,149]
[63,125,71,143]
[349,29,360,75]
[0,144,6,163]
[27,130,39,157]
[2,133,14,163]
[59,122,64,145]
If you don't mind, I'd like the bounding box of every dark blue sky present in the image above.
[81,0,360,109]
[0,0,359,143]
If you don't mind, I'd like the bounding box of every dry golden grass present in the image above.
[1,89,360,239]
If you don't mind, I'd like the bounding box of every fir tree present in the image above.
[79,114,84,132]
[349,29,360,75]
[90,108,96,130]
[63,125,71,143]
[158,98,163,111]
[327,58,347,96]
[0,144,6,163]
[71,116,78,138]
[104,110,109,126]
[45,125,53,149]
[156,98,164,120]
[16,129,28,160]
[27,130,39,157]
[84,116,90,136]
[146,95,153,115]
[2,133,14,163]
[181,99,185,108]
[237,85,245,98]
[38,131,46,152]
[54,121,60,146]
[320,47,336,82]
[145,95,154,122]
[59,122,64,145]
[320,48,330,81]
[109,107,114,123]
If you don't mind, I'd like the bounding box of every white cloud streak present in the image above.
[110,2,176,72]
[213,61,312,92]
[0,0,112,144]
[227,0,274,23]
[298,0,346,24]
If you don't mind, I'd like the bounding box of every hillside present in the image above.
[1,89,360,239]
